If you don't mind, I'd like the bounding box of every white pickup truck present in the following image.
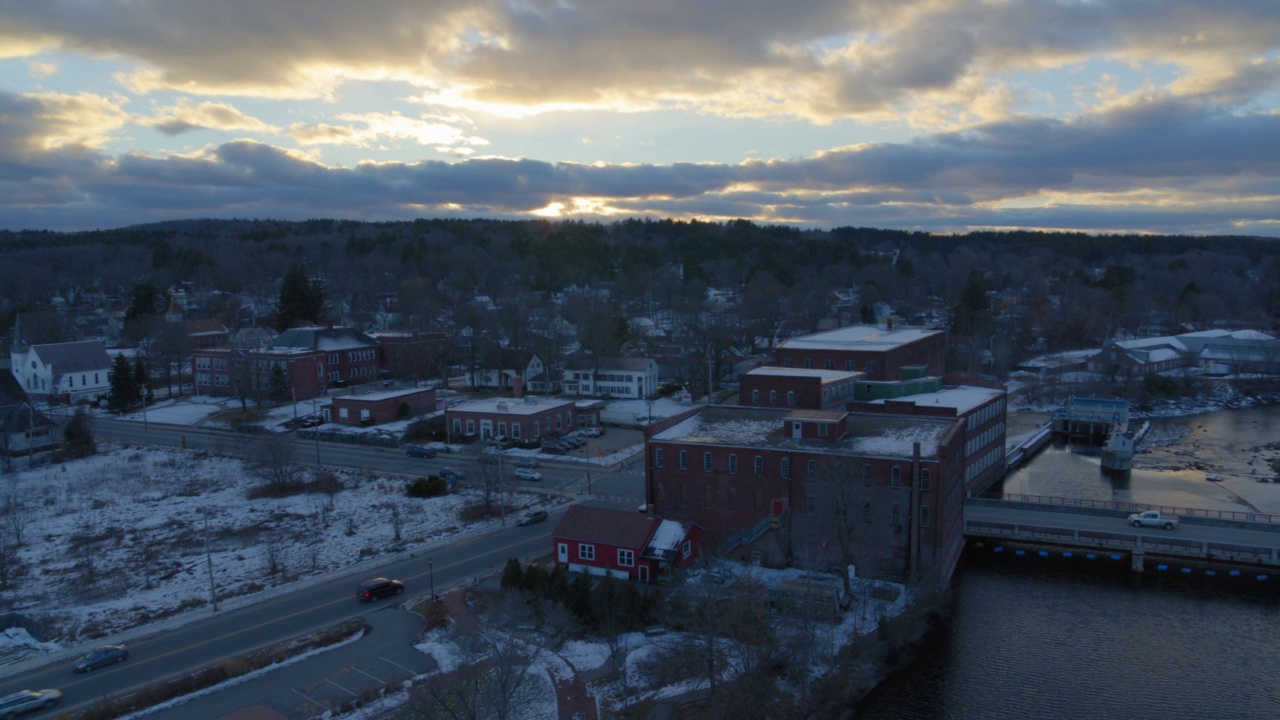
[1128,510,1180,530]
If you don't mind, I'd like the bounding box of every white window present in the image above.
[655,447,665,468]
[682,540,692,559]
[339,408,349,419]
[728,453,738,475]
[360,409,370,420]
[618,549,634,567]
[780,457,790,478]
[786,391,796,406]
[703,452,713,472]
[818,422,828,437]
[920,468,931,490]
[679,450,688,470]
[891,466,902,488]
[769,390,777,405]
[753,455,764,477]
[579,544,596,561]
[752,389,760,403]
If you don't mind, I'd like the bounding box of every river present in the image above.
[854,405,1280,719]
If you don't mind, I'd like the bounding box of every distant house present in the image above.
[552,505,702,583]
[8,316,112,404]
[467,350,551,393]
[183,319,230,350]
[328,387,436,426]
[562,356,659,400]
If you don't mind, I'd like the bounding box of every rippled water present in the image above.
[855,406,1280,720]
[856,555,1280,720]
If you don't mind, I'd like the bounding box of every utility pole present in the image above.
[203,509,218,611]
[311,397,321,465]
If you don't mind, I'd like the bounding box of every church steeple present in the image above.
[11,312,28,354]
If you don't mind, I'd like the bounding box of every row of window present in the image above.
[782,357,877,372]
[64,373,103,388]
[572,542,691,565]
[965,445,1004,482]
[965,399,1007,430]
[802,496,931,528]
[752,389,796,406]
[657,447,933,489]
[965,421,1006,457]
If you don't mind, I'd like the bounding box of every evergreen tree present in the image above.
[107,354,137,413]
[275,264,327,331]
[63,408,95,458]
[500,557,524,591]
[268,365,290,402]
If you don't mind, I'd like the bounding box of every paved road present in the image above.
[965,503,1280,549]
[0,510,561,719]
[89,417,647,505]
[146,605,433,720]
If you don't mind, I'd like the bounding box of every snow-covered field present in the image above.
[0,444,559,663]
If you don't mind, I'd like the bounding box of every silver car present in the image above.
[0,689,62,718]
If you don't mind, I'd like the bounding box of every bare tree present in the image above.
[253,434,298,493]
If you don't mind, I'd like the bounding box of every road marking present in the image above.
[325,677,359,697]
[379,655,422,675]
[351,665,386,683]
[293,687,329,711]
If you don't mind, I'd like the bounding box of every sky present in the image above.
[1,1,1278,236]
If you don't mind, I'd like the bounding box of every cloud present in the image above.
[26,60,56,78]
[1,84,1276,235]
[288,111,487,151]
[141,99,280,136]
[0,90,129,161]
[2,1,1275,126]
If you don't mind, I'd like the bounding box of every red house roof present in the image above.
[553,505,658,550]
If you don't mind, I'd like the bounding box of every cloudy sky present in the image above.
[1,1,1278,235]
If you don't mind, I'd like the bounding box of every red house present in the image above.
[553,506,702,583]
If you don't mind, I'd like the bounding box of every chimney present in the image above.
[512,374,525,399]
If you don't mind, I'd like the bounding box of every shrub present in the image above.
[406,476,448,499]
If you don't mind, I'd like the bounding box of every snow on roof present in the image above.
[779,325,942,352]
[745,367,859,381]
[1142,347,1182,363]
[334,387,433,403]
[653,407,953,459]
[453,396,575,415]
[1115,336,1187,351]
[864,385,1003,414]
[647,519,686,554]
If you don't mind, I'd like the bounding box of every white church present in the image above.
[9,315,113,404]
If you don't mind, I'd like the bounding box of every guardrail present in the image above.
[965,520,1280,567]
[974,493,1280,526]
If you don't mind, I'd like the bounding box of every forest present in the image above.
[3,218,1279,385]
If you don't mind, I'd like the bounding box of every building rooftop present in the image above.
[777,325,943,353]
[745,367,861,382]
[554,505,658,549]
[334,387,434,403]
[653,405,954,459]
[452,396,575,416]
[863,385,1005,414]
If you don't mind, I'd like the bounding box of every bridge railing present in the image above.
[977,492,1280,526]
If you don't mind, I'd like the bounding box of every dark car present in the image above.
[405,445,437,458]
[73,645,128,673]
[0,689,62,717]
[439,468,465,482]
[517,510,549,526]
[357,577,405,601]
[542,444,567,455]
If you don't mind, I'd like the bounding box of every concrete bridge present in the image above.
[964,494,1280,573]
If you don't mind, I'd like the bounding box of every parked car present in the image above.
[514,468,542,481]
[405,445,437,458]
[439,468,465,483]
[517,510,549,526]
[1128,510,1180,530]
[542,444,567,455]
[516,457,539,468]
[73,645,128,673]
[357,577,405,601]
[583,427,604,437]
[0,689,62,717]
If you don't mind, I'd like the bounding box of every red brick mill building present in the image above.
[646,405,966,585]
